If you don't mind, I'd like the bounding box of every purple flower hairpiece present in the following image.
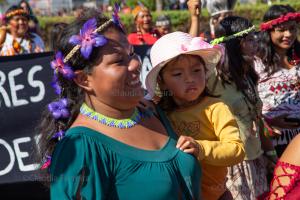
[41,155,51,170]
[51,51,74,80]
[112,3,124,31]
[52,130,65,140]
[48,98,70,120]
[69,18,108,59]
[51,72,62,95]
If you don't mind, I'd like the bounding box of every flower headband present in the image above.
[260,12,300,31]
[210,25,256,45]
[42,7,125,170]
[5,9,28,19]
[50,5,123,94]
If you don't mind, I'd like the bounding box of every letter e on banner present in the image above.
[0,139,15,176]
[13,137,39,172]
[28,65,45,103]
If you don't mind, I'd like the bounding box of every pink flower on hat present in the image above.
[181,37,214,52]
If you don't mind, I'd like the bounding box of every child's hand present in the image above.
[176,136,201,158]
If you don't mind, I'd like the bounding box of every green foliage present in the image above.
[38,1,300,49]
[109,0,155,10]
[38,16,74,29]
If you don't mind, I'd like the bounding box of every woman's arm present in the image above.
[268,134,300,200]
[188,0,201,37]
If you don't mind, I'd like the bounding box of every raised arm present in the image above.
[188,0,201,37]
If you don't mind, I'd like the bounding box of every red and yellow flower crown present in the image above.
[5,9,28,19]
[260,12,300,31]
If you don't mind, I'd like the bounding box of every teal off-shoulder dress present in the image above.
[50,108,201,200]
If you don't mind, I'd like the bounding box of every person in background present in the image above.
[208,16,272,199]
[19,0,40,33]
[202,0,237,41]
[255,5,300,157]
[128,0,201,45]
[179,0,187,10]
[0,13,6,48]
[128,5,159,45]
[37,9,201,200]
[0,5,44,56]
[155,15,171,37]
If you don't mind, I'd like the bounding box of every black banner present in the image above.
[0,52,55,186]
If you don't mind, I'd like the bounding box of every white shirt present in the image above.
[254,58,300,119]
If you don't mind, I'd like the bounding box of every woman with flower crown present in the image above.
[0,5,44,56]
[36,9,201,200]
[255,5,300,158]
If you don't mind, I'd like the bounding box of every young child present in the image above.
[146,31,245,200]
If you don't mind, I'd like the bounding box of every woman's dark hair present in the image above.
[50,22,68,51]
[214,16,259,91]
[19,0,39,23]
[19,0,34,15]
[36,9,122,185]
[158,54,215,111]
[256,5,300,75]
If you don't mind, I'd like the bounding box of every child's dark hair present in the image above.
[214,16,259,91]
[256,5,300,75]
[35,9,122,185]
[158,54,214,112]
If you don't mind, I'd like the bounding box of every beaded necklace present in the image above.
[80,103,143,129]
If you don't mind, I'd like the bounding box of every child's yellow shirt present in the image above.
[167,96,245,200]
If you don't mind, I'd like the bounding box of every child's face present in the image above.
[270,21,298,51]
[156,25,171,36]
[160,55,206,106]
